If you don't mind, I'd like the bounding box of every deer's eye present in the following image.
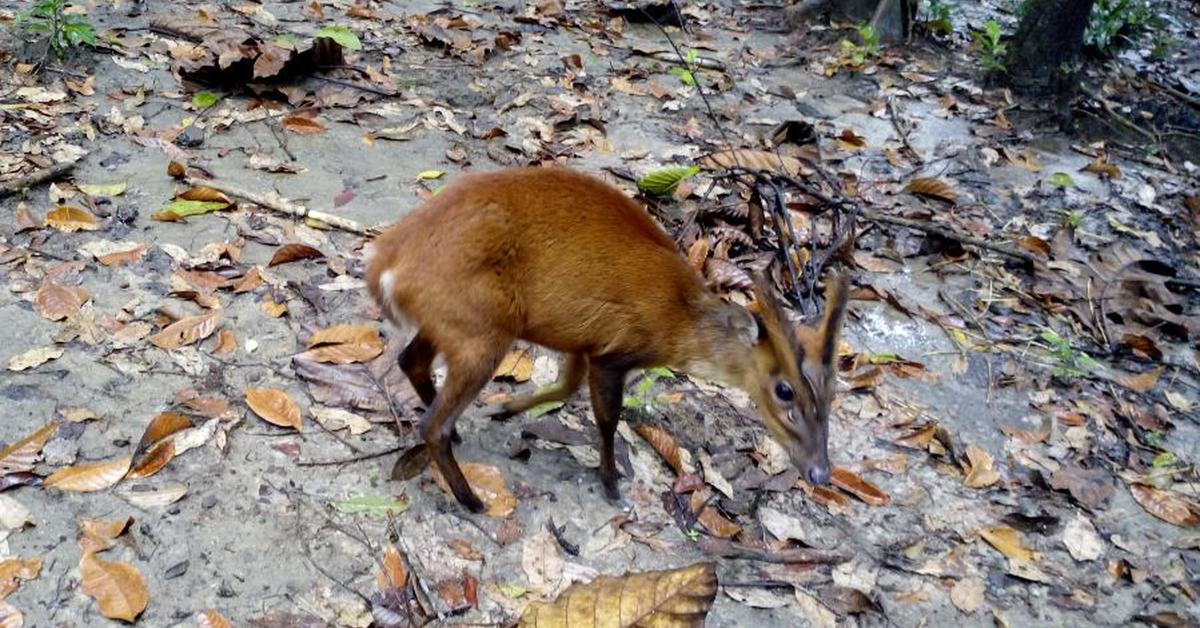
[774,381,795,403]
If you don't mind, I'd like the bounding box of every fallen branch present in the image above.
[862,209,1041,266]
[698,536,849,564]
[182,175,380,236]
[0,160,80,198]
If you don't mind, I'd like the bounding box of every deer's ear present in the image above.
[723,304,760,347]
[818,274,850,368]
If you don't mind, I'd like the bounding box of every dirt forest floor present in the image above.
[1,0,1199,626]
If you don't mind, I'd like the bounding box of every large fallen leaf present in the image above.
[431,463,516,518]
[244,388,303,431]
[282,115,326,135]
[1128,484,1200,528]
[147,310,222,349]
[830,467,889,506]
[637,166,699,197]
[518,561,717,627]
[125,440,176,480]
[134,412,193,456]
[634,424,684,476]
[978,526,1038,562]
[904,177,957,204]
[494,348,534,382]
[302,324,384,364]
[79,517,134,554]
[45,206,100,232]
[44,456,132,492]
[310,406,372,435]
[118,484,188,510]
[0,421,59,475]
[35,281,88,321]
[700,149,803,176]
[177,186,232,204]
[268,243,324,266]
[1117,365,1165,392]
[962,444,1001,488]
[79,552,148,622]
[7,346,64,371]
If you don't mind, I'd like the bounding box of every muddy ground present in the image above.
[1,0,1198,626]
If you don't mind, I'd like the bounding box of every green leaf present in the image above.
[637,165,699,197]
[868,353,901,364]
[162,199,229,217]
[331,495,410,515]
[1045,172,1076,189]
[646,366,674,379]
[315,25,362,51]
[1151,451,1178,468]
[668,66,695,86]
[416,169,445,180]
[623,395,645,409]
[498,583,529,598]
[527,400,565,417]
[192,91,218,109]
[77,182,127,197]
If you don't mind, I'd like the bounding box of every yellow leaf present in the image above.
[244,388,303,431]
[518,562,717,627]
[45,206,100,232]
[494,348,534,382]
[979,526,1038,562]
[963,444,1001,489]
[44,456,132,492]
[417,169,445,180]
[79,552,148,622]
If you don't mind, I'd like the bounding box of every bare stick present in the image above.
[182,175,380,236]
[297,444,404,466]
[698,536,849,564]
[0,160,80,198]
[887,97,922,163]
[863,209,1040,266]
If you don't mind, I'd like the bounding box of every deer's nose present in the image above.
[806,463,831,485]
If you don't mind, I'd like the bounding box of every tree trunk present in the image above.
[1005,0,1095,98]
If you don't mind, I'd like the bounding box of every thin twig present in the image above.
[0,159,81,198]
[296,444,404,466]
[181,175,379,236]
[863,209,1040,265]
[887,96,922,163]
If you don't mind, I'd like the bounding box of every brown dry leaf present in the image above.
[212,329,236,354]
[449,539,484,561]
[0,556,42,601]
[197,609,233,628]
[1128,484,1200,528]
[135,412,193,455]
[894,423,937,449]
[904,177,958,204]
[518,561,717,627]
[963,444,1001,488]
[835,128,867,152]
[96,243,149,267]
[686,237,710,272]
[79,552,148,622]
[1118,365,1165,392]
[7,346,64,371]
[44,456,132,492]
[268,243,324,266]
[148,310,222,350]
[125,440,176,480]
[233,267,263,293]
[282,114,326,135]
[809,485,853,511]
[695,503,741,539]
[634,424,685,476]
[699,149,804,176]
[45,206,100,232]
[431,463,517,518]
[0,421,60,474]
[151,210,185,222]
[177,186,232,204]
[244,388,303,431]
[1082,155,1120,179]
[830,467,890,506]
[78,517,133,554]
[377,543,408,590]
[303,324,385,364]
[493,348,534,382]
[260,294,288,317]
[15,202,42,231]
[35,282,88,321]
[979,526,1038,562]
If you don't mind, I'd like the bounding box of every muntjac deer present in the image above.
[366,167,848,513]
